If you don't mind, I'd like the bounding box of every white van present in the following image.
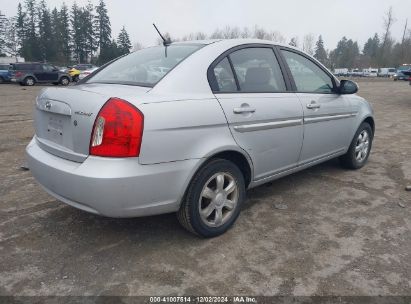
[378,68,396,77]
[363,68,378,77]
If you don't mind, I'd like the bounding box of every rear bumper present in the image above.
[26,137,198,217]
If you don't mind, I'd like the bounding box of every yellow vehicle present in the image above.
[68,67,80,81]
[69,64,95,82]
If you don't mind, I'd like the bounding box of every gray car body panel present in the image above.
[26,39,374,217]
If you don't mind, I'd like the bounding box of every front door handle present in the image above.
[306,102,321,109]
[233,107,256,114]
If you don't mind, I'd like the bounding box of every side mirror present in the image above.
[339,80,358,95]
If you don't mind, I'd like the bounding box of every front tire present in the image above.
[60,76,69,86]
[339,122,373,169]
[177,159,246,238]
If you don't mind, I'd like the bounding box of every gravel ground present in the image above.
[0,80,410,296]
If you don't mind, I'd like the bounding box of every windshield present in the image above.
[87,44,204,87]
[398,65,411,71]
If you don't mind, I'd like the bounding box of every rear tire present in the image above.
[60,76,69,86]
[339,122,373,169]
[177,159,245,238]
[24,76,35,86]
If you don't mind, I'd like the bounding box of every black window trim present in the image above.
[207,43,293,94]
[278,46,340,95]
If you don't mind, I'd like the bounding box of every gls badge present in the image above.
[74,111,93,117]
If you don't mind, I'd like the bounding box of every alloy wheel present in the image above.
[198,172,239,227]
[355,130,370,162]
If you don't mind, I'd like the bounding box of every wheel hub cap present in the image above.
[199,172,239,228]
[355,130,370,162]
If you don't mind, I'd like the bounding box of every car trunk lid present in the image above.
[35,84,149,162]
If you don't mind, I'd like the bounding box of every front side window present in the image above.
[43,65,54,72]
[281,50,334,93]
[213,57,237,92]
[88,44,203,87]
[229,48,286,92]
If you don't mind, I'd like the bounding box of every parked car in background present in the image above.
[362,68,378,77]
[10,62,70,86]
[378,68,396,77]
[78,67,99,80]
[0,64,11,83]
[69,64,96,82]
[350,69,363,77]
[334,68,349,77]
[26,39,375,237]
[393,71,410,81]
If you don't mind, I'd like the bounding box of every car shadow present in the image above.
[38,158,343,244]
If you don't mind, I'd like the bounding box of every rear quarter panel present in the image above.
[138,98,241,164]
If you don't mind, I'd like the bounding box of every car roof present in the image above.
[173,38,299,51]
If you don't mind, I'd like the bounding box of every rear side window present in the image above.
[213,57,237,92]
[281,50,334,93]
[87,44,204,87]
[230,48,286,92]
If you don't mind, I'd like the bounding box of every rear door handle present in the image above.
[306,103,321,109]
[233,107,256,114]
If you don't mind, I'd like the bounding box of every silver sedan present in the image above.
[26,39,375,237]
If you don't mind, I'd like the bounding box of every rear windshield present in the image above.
[87,44,203,87]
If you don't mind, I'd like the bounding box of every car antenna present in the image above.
[153,23,171,57]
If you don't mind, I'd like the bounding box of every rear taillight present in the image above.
[90,98,144,157]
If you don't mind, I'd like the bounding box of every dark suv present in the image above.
[10,62,71,86]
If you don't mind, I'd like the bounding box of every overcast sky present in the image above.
[1,0,410,50]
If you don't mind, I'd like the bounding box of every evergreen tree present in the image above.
[329,36,360,69]
[59,3,71,64]
[24,0,41,60]
[117,26,131,55]
[363,34,380,58]
[51,7,63,62]
[314,35,328,66]
[83,0,97,62]
[38,0,55,61]
[95,0,112,64]
[71,2,86,63]
[15,3,27,58]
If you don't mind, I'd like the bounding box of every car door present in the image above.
[33,64,46,81]
[279,48,355,165]
[210,46,304,181]
[42,64,59,81]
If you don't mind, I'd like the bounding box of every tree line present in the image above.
[0,0,132,66]
[1,4,410,70]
